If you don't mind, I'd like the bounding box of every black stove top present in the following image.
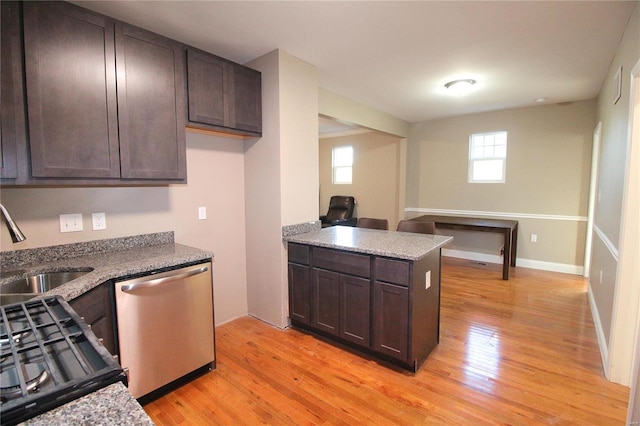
[0,296,127,425]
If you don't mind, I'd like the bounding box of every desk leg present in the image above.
[503,230,511,280]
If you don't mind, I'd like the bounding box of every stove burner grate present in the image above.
[0,296,126,426]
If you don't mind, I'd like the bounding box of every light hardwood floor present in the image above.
[143,257,630,425]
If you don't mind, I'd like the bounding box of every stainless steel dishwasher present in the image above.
[114,261,215,399]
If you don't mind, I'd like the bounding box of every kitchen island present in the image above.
[284,225,452,372]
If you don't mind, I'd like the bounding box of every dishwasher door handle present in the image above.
[120,266,209,293]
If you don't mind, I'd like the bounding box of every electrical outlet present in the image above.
[425,271,431,290]
[530,234,537,243]
[59,213,83,233]
[92,212,107,230]
[198,207,207,220]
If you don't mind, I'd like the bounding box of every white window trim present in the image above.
[468,131,507,183]
[332,146,353,184]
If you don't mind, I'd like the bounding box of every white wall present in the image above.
[244,50,318,328]
[591,1,640,386]
[0,133,248,326]
[319,132,403,228]
[319,88,409,138]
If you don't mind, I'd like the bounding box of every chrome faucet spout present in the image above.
[0,203,26,243]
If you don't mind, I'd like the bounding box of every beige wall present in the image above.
[319,132,403,229]
[406,100,597,271]
[0,132,248,326]
[244,50,319,329]
[319,89,409,138]
[591,1,640,387]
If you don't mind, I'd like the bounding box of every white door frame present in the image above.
[584,122,601,277]
[624,58,640,425]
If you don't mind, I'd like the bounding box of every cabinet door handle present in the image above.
[120,266,209,293]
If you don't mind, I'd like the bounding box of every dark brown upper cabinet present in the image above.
[11,1,186,184]
[115,22,186,180]
[187,48,262,137]
[23,1,121,179]
[1,1,25,180]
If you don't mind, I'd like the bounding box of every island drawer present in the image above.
[375,257,410,286]
[312,247,370,278]
[288,243,310,265]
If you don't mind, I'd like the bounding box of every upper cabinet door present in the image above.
[187,49,226,128]
[1,1,23,179]
[186,48,262,137]
[115,22,186,180]
[23,1,120,178]
[229,64,262,135]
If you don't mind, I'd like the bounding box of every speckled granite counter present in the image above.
[24,383,154,425]
[1,232,213,425]
[283,225,452,260]
[0,231,213,301]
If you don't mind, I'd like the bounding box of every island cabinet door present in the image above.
[288,262,311,325]
[372,281,409,362]
[340,275,371,347]
[311,268,340,336]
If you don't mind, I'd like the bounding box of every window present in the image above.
[332,146,353,184]
[468,131,507,183]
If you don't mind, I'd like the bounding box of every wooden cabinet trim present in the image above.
[312,247,370,278]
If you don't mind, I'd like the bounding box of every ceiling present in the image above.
[75,1,636,126]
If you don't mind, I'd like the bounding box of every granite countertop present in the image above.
[0,231,213,302]
[283,225,452,260]
[0,232,213,425]
[24,383,154,426]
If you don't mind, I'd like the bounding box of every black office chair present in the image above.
[320,196,357,228]
[396,220,435,234]
[356,217,389,230]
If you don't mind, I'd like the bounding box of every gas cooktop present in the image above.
[0,296,126,425]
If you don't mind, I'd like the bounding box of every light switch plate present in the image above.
[198,207,207,220]
[59,213,83,233]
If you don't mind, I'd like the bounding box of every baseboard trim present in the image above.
[442,248,583,275]
[588,282,610,379]
[406,207,587,222]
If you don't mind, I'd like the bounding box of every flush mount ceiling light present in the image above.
[444,79,477,96]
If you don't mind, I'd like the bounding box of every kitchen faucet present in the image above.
[0,203,26,243]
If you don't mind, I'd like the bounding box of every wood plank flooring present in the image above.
[143,257,630,425]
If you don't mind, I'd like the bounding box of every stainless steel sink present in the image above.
[1,269,93,295]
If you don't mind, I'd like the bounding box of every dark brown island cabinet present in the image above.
[287,236,448,372]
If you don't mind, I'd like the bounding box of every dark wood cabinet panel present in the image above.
[23,1,120,179]
[288,262,311,325]
[311,268,340,336]
[187,49,226,127]
[116,22,186,180]
[287,241,442,372]
[186,48,261,137]
[340,275,370,347]
[313,247,370,278]
[229,64,262,134]
[372,281,409,361]
[0,1,23,180]
[69,282,117,356]
[375,257,410,286]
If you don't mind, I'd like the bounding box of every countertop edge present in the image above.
[24,383,153,426]
[283,227,453,261]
